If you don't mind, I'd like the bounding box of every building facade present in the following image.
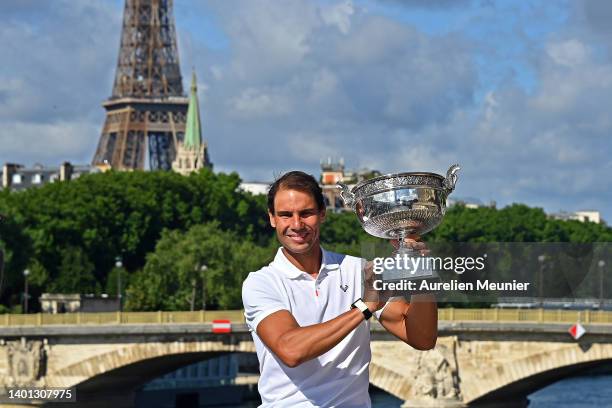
[320,157,381,210]
[550,210,602,224]
[39,293,120,314]
[0,162,100,191]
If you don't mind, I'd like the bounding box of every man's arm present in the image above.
[377,295,438,350]
[256,307,373,368]
[373,237,438,349]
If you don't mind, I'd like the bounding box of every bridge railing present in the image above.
[0,310,246,326]
[1,308,611,326]
[437,308,612,324]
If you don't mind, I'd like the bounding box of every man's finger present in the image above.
[391,238,422,248]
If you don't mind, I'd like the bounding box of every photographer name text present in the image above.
[374,279,530,292]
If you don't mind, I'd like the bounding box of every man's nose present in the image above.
[290,214,303,229]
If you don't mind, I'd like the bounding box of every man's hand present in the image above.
[390,235,429,255]
[363,261,386,313]
[369,236,438,350]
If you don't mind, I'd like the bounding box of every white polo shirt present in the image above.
[242,247,383,408]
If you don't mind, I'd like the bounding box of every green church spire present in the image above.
[184,70,202,150]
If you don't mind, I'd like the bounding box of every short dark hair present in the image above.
[267,171,325,214]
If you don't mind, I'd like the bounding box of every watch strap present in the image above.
[351,298,372,320]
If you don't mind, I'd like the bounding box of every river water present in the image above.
[197,374,612,407]
[137,355,612,408]
[368,374,612,407]
[527,374,612,408]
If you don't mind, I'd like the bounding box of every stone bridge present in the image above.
[0,309,611,407]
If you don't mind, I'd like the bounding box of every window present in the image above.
[11,174,22,184]
[32,174,43,184]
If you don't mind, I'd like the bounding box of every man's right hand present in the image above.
[363,261,390,313]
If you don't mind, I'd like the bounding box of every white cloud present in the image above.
[321,0,355,34]
[309,69,339,101]
[229,87,293,118]
[547,39,590,67]
[1,120,98,163]
[0,0,118,165]
[3,0,612,220]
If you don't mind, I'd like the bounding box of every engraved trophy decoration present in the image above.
[338,164,460,282]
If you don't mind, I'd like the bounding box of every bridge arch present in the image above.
[369,361,414,401]
[45,340,256,392]
[464,343,612,405]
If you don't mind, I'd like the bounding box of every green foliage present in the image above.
[105,267,128,298]
[48,246,98,294]
[0,169,270,309]
[319,211,377,256]
[0,193,33,306]
[125,222,275,311]
[1,170,611,312]
[430,204,612,243]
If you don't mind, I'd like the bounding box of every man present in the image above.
[242,171,437,407]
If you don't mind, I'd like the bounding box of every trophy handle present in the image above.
[337,182,356,209]
[443,164,461,195]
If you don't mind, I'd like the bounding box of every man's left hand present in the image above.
[390,235,429,256]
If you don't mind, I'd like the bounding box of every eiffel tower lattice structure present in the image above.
[93,0,191,171]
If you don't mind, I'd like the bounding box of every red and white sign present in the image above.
[212,319,232,333]
[569,323,586,340]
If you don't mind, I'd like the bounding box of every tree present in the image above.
[0,169,271,309]
[48,246,97,294]
[125,222,275,311]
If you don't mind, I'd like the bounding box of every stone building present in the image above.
[320,157,381,210]
[0,162,100,191]
[39,293,120,314]
[549,210,602,224]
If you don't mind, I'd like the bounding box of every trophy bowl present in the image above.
[338,164,460,240]
[338,165,460,283]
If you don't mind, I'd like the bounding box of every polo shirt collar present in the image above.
[273,246,338,279]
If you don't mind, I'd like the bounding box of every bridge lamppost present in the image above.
[190,277,196,312]
[190,264,208,312]
[599,260,606,309]
[23,269,30,314]
[115,257,123,311]
[201,264,208,311]
[537,255,546,307]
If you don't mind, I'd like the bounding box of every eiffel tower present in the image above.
[93,0,197,171]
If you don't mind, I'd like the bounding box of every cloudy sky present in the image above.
[1,0,611,221]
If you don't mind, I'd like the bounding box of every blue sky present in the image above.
[1,0,611,221]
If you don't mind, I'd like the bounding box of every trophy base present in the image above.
[381,266,438,282]
[379,248,441,295]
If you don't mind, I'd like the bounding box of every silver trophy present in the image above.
[338,164,460,282]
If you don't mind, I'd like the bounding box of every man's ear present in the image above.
[320,207,326,222]
[268,211,276,228]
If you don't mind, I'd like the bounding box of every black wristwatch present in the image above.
[351,298,372,320]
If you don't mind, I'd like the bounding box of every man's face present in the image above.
[269,188,326,255]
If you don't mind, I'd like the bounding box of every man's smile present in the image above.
[286,231,310,243]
